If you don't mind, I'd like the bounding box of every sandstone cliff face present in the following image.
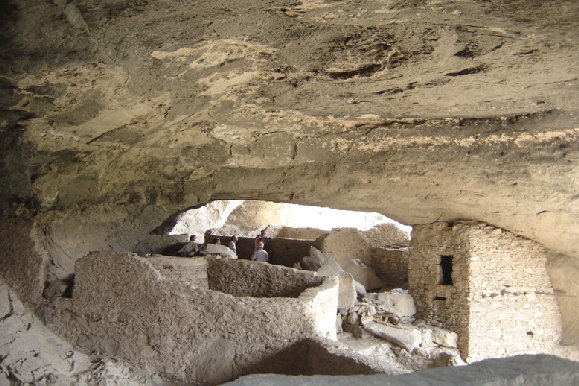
[0,0,577,344]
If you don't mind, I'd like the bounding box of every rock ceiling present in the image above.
[0,0,578,277]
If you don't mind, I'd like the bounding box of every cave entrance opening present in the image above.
[138,199,412,287]
[166,199,412,244]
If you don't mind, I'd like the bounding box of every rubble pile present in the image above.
[337,288,464,371]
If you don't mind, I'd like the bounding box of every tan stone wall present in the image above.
[409,222,562,363]
[546,252,579,345]
[207,257,323,297]
[466,226,562,362]
[48,252,338,384]
[267,238,322,267]
[319,228,385,290]
[408,223,471,357]
[275,227,329,240]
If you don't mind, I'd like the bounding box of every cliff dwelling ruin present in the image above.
[1,0,578,384]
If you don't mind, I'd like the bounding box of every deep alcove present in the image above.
[0,0,578,383]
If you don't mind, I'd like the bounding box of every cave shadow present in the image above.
[245,338,379,377]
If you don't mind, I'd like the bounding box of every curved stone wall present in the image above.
[45,252,338,384]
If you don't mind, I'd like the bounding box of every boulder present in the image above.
[302,247,326,271]
[354,280,367,297]
[317,257,356,309]
[430,327,458,348]
[310,247,326,264]
[374,290,416,322]
[364,322,422,352]
[342,258,385,291]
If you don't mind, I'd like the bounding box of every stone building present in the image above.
[409,222,562,362]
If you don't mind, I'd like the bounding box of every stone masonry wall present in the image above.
[267,238,322,267]
[409,222,562,363]
[274,227,329,240]
[212,235,322,267]
[48,252,338,384]
[466,226,562,362]
[207,257,323,297]
[408,223,471,358]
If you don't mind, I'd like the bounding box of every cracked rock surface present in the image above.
[0,280,154,385]
[0,0,576,277]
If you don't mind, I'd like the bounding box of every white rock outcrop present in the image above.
[364,322,422,353]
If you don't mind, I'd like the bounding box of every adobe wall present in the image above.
[409,222,562,363]
[466,226,562,362]
[267,238,322,267]
[208,258,323,297]
[274,227,329,240]
[148,255,208,287]
[212,235,321,267]
[408,223,471,357]
[47,252,338,384]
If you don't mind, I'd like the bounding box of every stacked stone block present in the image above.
[409,222,561,362]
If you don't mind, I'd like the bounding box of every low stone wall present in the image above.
[267,238,322,267]
[48,252,338,384]
[208,258,323,297]
[274,227,329,240]
[211,235,321,267]
[148,255,208,287]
